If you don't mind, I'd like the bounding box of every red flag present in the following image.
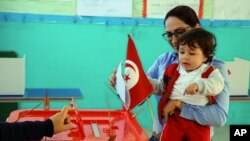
[124,35,153,110]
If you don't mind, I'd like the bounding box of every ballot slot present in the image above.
[91,122,101,137]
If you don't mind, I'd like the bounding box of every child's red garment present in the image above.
[158,63,215,141]
[158,63,215,124]
[160,110,210,141]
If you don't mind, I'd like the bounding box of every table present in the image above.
[230,96,250,101]
[0,88,83,121]
[0,88,83,102]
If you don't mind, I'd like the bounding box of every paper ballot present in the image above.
[115,62,129,107]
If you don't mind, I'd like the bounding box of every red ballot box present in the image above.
[7,108,148,141]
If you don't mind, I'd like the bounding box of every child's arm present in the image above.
[180,60,229,127]
[148,77,165,95]
[194,68,224,95]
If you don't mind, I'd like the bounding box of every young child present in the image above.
[149,28,224,141]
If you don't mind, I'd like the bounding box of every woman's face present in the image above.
[164,16,199,51]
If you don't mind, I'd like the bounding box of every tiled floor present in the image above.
[213,126,229,141]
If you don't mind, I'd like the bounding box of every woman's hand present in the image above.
[109,68,117,87]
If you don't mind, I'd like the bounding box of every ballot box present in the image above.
[7,105,148,141]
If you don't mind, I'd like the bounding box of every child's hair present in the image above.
[177,28,216,63]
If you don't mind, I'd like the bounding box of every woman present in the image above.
[110,5,229,141]
[150,28,224,141]
[147,5,229,141]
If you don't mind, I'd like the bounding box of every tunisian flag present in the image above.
[124,35,153,110]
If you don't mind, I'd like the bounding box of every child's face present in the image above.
[178,43,207,72]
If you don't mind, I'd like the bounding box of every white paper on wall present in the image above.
[147,0,200,18]
[225,57,250,96]
[213,0,250,20]
[77,0,132,17]
[0,57,25,95]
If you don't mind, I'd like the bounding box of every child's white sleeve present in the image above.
[148,77,165,95]
[196,69,224,95]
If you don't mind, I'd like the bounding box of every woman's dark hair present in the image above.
[177,28,216,63]
[164,5,200,27]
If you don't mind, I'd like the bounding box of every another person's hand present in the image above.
[184,83,199,95]
[49,106,76,134]
[109,68,117,87]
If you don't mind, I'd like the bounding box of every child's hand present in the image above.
[162,100,177,121]
[184,83,199,95]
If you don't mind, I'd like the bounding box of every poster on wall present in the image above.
[225,58,250,96]
[77,0,132,17]
[146,0,200,18]
[213,0,250,20]
[0,57,25,95]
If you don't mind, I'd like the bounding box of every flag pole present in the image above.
[146,98,159,134]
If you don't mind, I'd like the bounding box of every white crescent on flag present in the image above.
[124,60,139,89]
